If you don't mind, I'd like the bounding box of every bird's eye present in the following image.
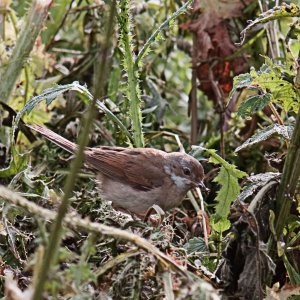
[183,167,191,176]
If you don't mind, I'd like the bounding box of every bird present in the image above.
[27,124,205,216]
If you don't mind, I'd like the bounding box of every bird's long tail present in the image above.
[26,124,77,154]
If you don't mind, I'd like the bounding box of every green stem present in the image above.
[274,50,300,239]
[275,106,300,238]
[93,3,116,100]
[97,100,134,144]
[24,66,30,104]
[31,2,117,299]
[0,2,7,40]
[118,0,144,147]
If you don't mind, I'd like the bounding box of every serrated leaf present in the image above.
[235,124,293,152]
[231,58,299,114]
[229,72,253,99]
[184,237,208,254]
[238,172,280,202]
[206,149,247,178]
[205,149,247,220]
[214,166,244,219]
[0,147,28,177]
[15,81,92,126]
[251,65,298,112]
[237,93,271,117]
[258,63,270,74]
[211,216,231,233]
[12,82,93,142]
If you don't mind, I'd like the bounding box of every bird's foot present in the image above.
[143,204,165,226]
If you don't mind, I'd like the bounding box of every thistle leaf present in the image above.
[0,147,28,178]
[235,124,293,152]
[205,149,247,221]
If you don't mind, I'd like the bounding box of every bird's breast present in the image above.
[95,173,187,215]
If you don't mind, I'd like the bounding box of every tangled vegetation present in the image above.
[0,0,300,299]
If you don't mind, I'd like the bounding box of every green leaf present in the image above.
[41,0,70,44]
[229,72,253,99]
[235,124,293,152]
[67,263,97,285]
[14,81,93,127]
[269,210,276,238]
[231,58,299,114]
[213,166,245,220]
[239,3,300,45]
[0,147,28,178]
[205,149,247,220]
[184,237,208,254]
[283,255,300,285]
[237,93,271,117]
[238,172,280,202]
[211,216,231,233]
[108,67,121,102]
[12,82,93,143]
[251,64,298,112]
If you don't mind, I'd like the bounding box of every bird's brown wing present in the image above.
[85,148,164,191]
[26,124,166,191]
[125,151,165,190]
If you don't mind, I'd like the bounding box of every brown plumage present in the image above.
[27,124,205,215]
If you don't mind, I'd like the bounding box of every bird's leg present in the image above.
[143,204,165,226]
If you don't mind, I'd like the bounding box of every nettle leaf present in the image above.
[251,65,298,112]
[235,124,293,152]
[230,59,298,116]
[205,149,247,222]
[229,73,253,98]
[237,93,271,117]
[210,216,231,233]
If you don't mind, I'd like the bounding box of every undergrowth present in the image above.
[0,1,300,299]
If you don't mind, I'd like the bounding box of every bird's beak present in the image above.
[197,181,210,193]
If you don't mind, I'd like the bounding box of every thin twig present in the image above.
[172,136,209,247]
[268,103,284,125]
[196,188,209,247]
[190,32,198,145]
[208,62,225,158]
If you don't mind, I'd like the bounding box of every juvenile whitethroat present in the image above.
[27,124,205,215]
